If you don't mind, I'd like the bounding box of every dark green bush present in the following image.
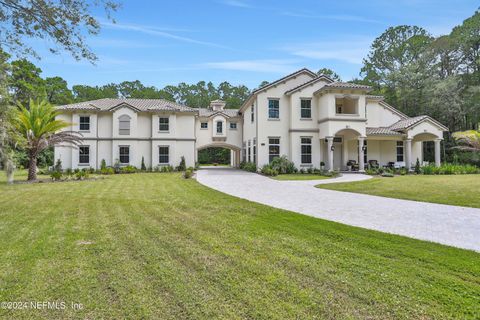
[100,167,114,175]
[270,156,296,174]
[242,162,257,172]
[141,156,147,171]
[50,171,62,181]
[100,159,107,170]
[120,165,137,174]
[184,169,193,179]
[177,156,186,171]
[261,164,278,176]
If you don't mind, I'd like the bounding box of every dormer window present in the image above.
[79,116,90,131]
[216,121,223,134]
[119,115,131,135]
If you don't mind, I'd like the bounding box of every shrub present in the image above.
[100,167,114,175]
[50,171,62,181]
[177,156,186,171]
[270,156,296,174]
[365,168,378,175]
[75,170,89,180]
[421,163,479,175]
[65,168,73,176]
[261,164,278,176]
[299,168,305,174]
[54,158,62,172]
[242,162,257,172]
[323,171,340,178]
[120,165,137,174]
[114,159,121,174]
[306,167,313,174]
[414,158,421,174]
[141,156,147,171]
[184,169,193,179]
[187,166,195,172]
[100,159,107,170]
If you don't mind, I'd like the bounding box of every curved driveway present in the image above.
[196,168,480,252]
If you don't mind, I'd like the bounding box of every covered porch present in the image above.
[320,123,445,172]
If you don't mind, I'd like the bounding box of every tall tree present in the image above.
[9,59,46,106]
[317,68,341,81]
[0,49,15,183]
[45,76,73,105]
[0,0,119,62]
[13,99,82,181]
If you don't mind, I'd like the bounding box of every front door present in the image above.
[333,138,343,171]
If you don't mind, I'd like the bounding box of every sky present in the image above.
[29,0,479,90]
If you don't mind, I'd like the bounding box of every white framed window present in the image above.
[396,141,404,161]
[269,138,280,162]
[216,121,223,134]
[251,105,255,122]
[242,141,246,162]
[119,146,130,164]
[248,140,251,162]
[301,137,312,164]
[79,116,90,131]
[159,146,169,164]
[119,115,131,135]
[159,117,169,132]
[363,140,367,163]
[79,146,90,164]
[268,99,279,119]
[200,122,208,129]
[253,138,257,163]
[300,99,311,119]
[229,122,237,130]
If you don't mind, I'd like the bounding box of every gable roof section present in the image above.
[366,127,403,136]
[198,108,240,118]
[284,75,334,95]
[239,68,317,112]
[389,115,448,132]
[314,82,372,95]
[57,98,196,113]
[378,101,408,120]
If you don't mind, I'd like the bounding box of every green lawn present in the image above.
[317,175,480,208]
[0,172,479,319]
[272,174,331,181]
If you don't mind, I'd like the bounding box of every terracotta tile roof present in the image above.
[284,75,334,95]
[198,108,240,117]
[366,127,403,136]
[388,115,429,131]
[57,98,196,113]
[323,82,372,90]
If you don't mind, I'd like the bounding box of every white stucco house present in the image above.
[55,68,448,172]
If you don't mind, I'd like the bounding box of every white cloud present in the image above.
[284,39,373,65]
[200,59,300,73]
[101,21,230,49]
[219,0,252,8]
[280,11,381,24]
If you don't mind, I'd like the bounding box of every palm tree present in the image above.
[452,130,480,152]
[14,99,82,181]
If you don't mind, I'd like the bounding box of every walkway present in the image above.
[196,168,480,252]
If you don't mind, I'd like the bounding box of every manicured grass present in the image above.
[317,175,480,208]
[0,171,479,319]
[272,174,331,181]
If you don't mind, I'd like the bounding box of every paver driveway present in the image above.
[196,168,480,252]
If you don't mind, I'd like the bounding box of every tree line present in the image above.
[358,10,480,133]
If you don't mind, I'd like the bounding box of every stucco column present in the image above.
[405,138,412,171]
[358,137,365,172]
[326,137,334,172]
[434,139,442,167]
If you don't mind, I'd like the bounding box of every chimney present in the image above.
[210,99,226,111]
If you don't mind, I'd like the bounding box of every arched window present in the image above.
[119,115,131,135]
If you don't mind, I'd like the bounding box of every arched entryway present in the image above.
[196,143,241,167]
[324,128,365,172]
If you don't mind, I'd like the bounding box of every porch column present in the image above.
[230,149,235,167]
[326,137,334,172]
[405,138,412,171]
[358,137,365,172]
[434,139,442,167]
